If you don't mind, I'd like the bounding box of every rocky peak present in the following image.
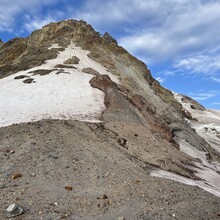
[103,32,118,45]
[28,19,100,47]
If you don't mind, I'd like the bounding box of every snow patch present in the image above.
[173,92,220,154]
[48,43,63,50]
[151,137,220,197]
[152,92,220,197]
[151,169,220,197]
[0,43,119,127]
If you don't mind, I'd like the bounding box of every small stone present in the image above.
[0,184,5,189]
[10,150,15,154]
[106,199,112,205]
[101,194,108,199]
[51,155,59,159]
[134,179,141,184]
[117,217,125,220]
[97,194,108,200]
[11,173,22,180]
[30,173,36,177]
[65,186,73,191]
[23,78,34,84]
[6,203,24,218]
[117,138,127,148]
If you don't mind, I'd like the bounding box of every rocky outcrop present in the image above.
[90,74,177,146]
[82,67,100,76]
[90,74,144,124]
[64,56,80,64]
[102,32,118,45]
[0,39,3,47]
[180,94,206,111]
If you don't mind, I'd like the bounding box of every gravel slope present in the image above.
[1,120,220,220]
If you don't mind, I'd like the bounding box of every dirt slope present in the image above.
[1,120,220,220]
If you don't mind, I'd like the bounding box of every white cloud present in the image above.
[211,102,220,105]
[155,77,165,84]
[0,0,58,32]
[74,0,165,27]
[174,53,220,79]
[188,92,216,101]
[211,77,220,83]
[117,1,220,62]
[24,16,55,32]
[161,71,176,77]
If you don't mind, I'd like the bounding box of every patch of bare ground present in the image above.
[0,120,220,219]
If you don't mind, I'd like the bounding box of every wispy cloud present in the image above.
[173,52,220,80]
[211,102,220,106]
[211,77,220,83]
[23,15,55,32]
[155,77,165,84]
[188,92,216,101]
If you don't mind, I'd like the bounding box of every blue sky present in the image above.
[0,0,220,109]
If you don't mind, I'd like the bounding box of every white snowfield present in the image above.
[151,93,220,197]
[0,43,118,127]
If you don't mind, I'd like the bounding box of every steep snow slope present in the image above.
[151,93,220,197]
[0,43,118,127]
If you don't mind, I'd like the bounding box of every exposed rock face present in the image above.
[0,39,3,47]
[64,56,80,64]
[181,94,206,111]
[102,32,118,45]
[0,19,220,219]
[82,67,100,76]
